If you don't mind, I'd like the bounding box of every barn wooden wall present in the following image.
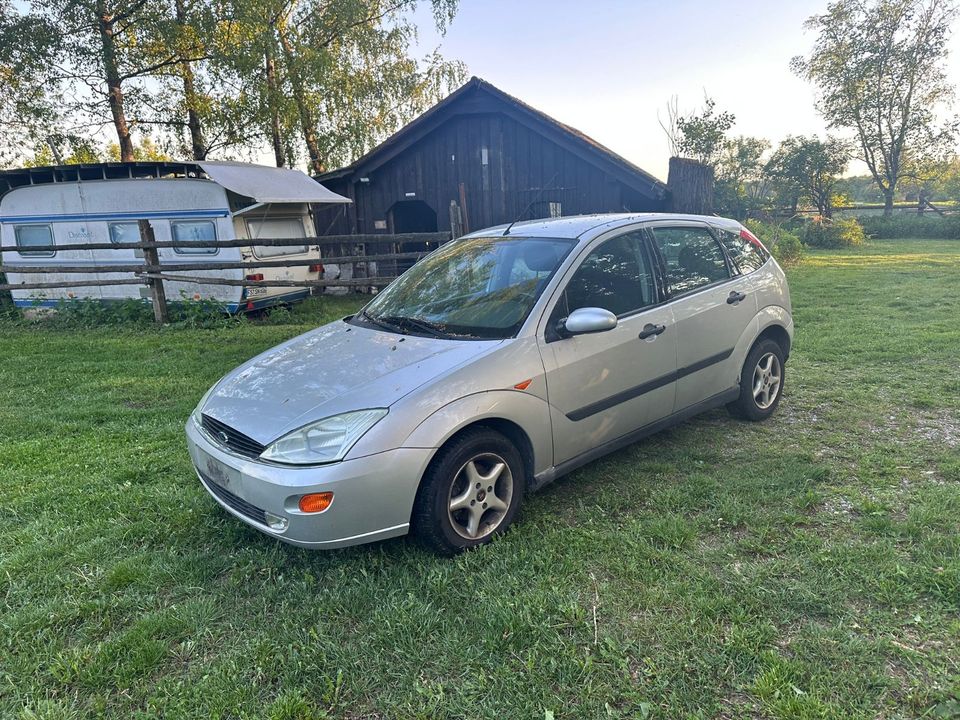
[315,101,665,237]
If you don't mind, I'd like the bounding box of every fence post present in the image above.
[138,219,169,324]
[449,200,463,239]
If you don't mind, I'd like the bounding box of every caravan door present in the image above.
[244,215,316,304]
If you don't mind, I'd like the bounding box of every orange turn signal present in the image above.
[513,379,532,391]
[298,492,334,513]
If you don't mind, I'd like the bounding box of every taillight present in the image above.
[740,227,768,251]
[309,263,324,274]
[245,273,264,281]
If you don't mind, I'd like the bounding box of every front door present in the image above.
[648,223,758,410]
[539,230,678,466]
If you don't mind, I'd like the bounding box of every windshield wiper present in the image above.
[378,315,456,339]
[359,309,405,335]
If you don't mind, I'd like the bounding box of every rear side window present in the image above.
[651,226,729,297]
[717,227,769,273]
[561,232,655,317]
[171,220,218,255]
[14,224,55,257]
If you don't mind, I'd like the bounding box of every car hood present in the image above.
[200,319,502,444]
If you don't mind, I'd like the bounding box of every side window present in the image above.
[14,224,55,257]
[561,232,655,317]
[716,227,769,273]
[651,226,729,297]
[109,222,145,258]
[171,220,218,255]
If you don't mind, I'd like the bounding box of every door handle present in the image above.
[638,323,666,339]
[727,290,747,304]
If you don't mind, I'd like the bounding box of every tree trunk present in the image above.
[276,24,324,175]
[264,47,284,167]
[667,157,714,215]
[175,0,206,160]
[97,3,134,161]
[883,190,895,216]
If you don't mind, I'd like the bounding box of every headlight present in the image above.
[259,409,388,465]
[191,383,220,426]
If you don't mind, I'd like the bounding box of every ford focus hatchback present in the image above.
[186,214,793,555]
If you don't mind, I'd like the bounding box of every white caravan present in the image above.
[0,161,350,312]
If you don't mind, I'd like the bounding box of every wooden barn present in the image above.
[314,77,668,238]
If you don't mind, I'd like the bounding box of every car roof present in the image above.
[461,213,742,241]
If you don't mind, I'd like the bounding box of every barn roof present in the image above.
[317,77,667,200]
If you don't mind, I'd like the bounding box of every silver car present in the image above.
[186,214,793,555]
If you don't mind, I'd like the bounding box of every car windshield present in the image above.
[353,235,575,339]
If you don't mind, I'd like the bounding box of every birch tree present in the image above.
[793,0,958,214]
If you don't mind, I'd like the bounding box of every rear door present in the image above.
[539,229,678,466]
[648,222,757,411]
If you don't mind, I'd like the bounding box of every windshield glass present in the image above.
[353,236,575,339]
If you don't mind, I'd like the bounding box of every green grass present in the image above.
[1,240,959,719]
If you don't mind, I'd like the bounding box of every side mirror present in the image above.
[560,307,618,336]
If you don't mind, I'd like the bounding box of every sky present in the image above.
[409,0,960,180]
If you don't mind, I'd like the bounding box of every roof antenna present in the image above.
[503,172,559,236]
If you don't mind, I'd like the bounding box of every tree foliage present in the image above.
[715,136,771,220]
[0,0,466,171]
[793,0,958,214]
[660,95,736,166]
[766,136,849,217]
[0,1,58,167]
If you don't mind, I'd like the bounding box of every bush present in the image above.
[744,219,805,264]
[858,213,960,239]
[801,217,866,248]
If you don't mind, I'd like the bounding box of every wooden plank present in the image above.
[145,273,396,288]
[1,252,429,275]
[0,232,451,254]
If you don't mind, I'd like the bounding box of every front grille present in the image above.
[199,470,268,526]
[201,414,266,459]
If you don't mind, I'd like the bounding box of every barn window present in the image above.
[14,224,55,257]
[171,220,218,255]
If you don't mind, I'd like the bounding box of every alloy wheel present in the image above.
[447,453,514,540]
[752,352,782,410]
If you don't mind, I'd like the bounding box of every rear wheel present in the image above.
[412,428,524,556]
[727,338,785,421]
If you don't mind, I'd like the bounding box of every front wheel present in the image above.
[727,339,786,421]
[412,428,525,556]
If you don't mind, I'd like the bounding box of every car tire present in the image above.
[727,338,786,421]
[412,427,525,556]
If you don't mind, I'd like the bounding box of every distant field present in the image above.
[1,240,958,719]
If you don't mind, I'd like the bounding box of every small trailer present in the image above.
[0,161,351,312]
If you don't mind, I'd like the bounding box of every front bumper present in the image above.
[185,419,433,549]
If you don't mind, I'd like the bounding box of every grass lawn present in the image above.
[1,239,958,719]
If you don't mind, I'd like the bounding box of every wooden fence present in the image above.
[0,219,450,323]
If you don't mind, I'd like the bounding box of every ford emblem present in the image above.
[217,430,229,445]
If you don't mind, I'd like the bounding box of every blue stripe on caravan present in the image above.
[0,209,230,224]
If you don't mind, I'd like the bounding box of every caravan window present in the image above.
[171,220,218,254]
[14,224,55,257]
[247,217,308,258]
[109,222,145,258]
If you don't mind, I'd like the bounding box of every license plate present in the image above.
[194,445,242,490]
[246,287,267,297]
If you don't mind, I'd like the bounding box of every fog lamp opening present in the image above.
[264,511,289,531]
[299,492,334,513]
